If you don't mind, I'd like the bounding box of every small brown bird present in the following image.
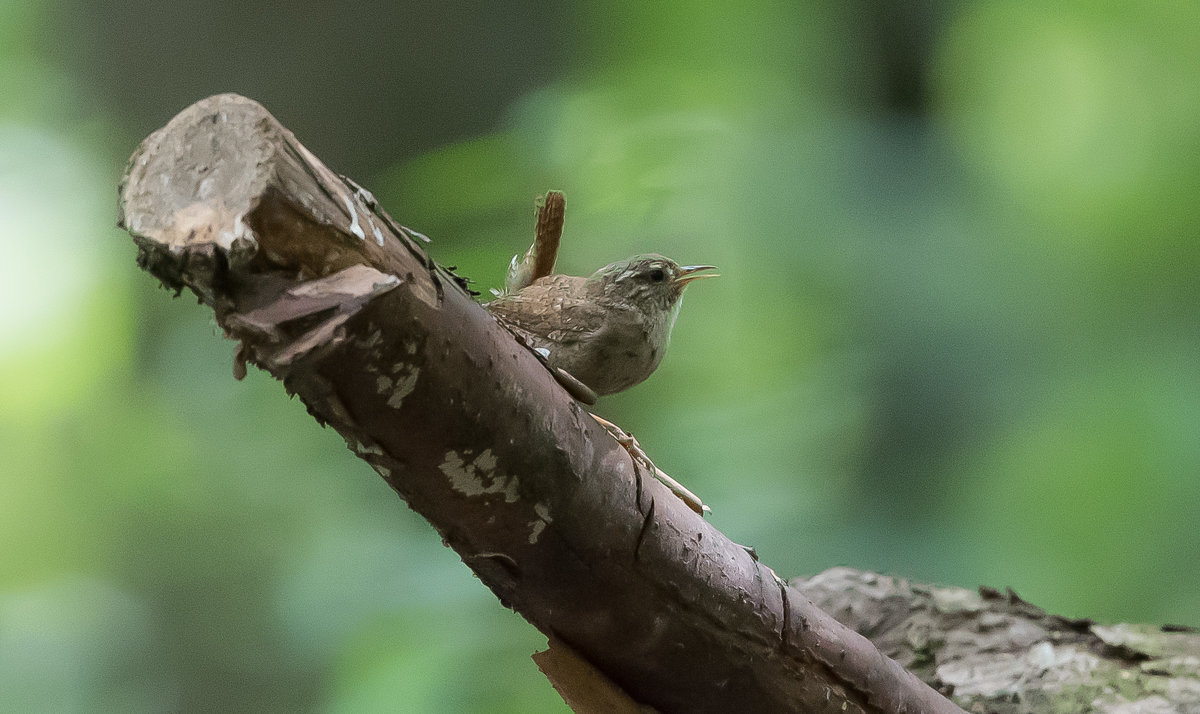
[486,254,718,396]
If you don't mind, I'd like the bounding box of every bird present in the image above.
[485,254,718,397]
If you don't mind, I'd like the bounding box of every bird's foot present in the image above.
[590,414,711,516]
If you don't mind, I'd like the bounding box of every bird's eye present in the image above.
[648,268,666,282]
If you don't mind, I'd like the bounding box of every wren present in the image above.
[485,254,717,396]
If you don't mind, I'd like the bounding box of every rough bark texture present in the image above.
[123,92,1200,713]
[795,568,1200,713]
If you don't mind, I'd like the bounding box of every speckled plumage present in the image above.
[485,254,716,396]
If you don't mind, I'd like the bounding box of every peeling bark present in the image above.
[118,93,966,713]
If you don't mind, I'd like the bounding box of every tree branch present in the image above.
[118,93,962,713]
[795,568,1200,713]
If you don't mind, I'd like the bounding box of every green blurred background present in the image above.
[2,1,1199,711]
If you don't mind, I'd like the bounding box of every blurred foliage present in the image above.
[2,0,1198,711]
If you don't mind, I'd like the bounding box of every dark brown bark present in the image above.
[118,93,963,714]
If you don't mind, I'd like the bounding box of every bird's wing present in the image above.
[485,275,604,346]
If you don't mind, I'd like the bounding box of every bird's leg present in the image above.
[590,414,711,516]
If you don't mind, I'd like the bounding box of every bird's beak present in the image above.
[674,265,719,286]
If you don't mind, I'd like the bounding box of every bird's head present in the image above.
[590,254,718,314]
